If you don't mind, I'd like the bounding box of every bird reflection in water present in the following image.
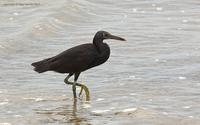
[35,99,91,124]
[68,100,91,125]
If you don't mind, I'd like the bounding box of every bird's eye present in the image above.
[103,33,108,37]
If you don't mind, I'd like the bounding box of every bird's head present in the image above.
[94,31,126,42]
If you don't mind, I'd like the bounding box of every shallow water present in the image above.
[0,0,200,125]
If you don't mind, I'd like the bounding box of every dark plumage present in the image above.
[31,31,125,100]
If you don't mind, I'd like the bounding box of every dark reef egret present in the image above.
[31,31,126,100]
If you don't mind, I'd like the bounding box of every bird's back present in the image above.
[32,43,99,73]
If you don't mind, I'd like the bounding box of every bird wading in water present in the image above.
[31,31,126,100]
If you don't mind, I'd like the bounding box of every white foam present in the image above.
[82,103,91,108]
[0,99,9,106]
[13,12,19,16]
[177,27,182,30]
[155,59,160,62]
[129,75,136,79]
[92,109,110,114]
[96,98,104,101]
[182,19,188,23]
[23,97,43,102]
[4,99,9,102]
[7,111,12,113]
[129,93,137,96]
[9,17,14,20]
[178,76,186,80]
[0,123,12,125]
[124,14,127,19]
[109,107,116,110]
[54,19,59,22]
[0,45,4,49]
[35,98,43,102]
[167,17,172,21]
[0,102,8,105]
[38,27,43,30]
[156,7,163,11]
[162,112,168,115]
[149,99,153,101]
[181,10,185,13]
[132,8,137,13]
[34,25,43,30]
[122,108,137,112]
[14,115,23,118]
[119,83,125,86]
[129,75,141,80]
[183,106,191,109]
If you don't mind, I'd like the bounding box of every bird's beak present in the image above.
[108,34,126,41]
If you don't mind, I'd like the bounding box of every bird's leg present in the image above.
[64,73,77,99]
[64,73,90,101]
[78,83,90,101]
[72,81,77,99]
[72,73,80,99]
[74,72,90,100]
[64,81,90,101]
[64,73,73,85]
[79,87,83,97]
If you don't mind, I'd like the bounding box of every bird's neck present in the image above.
[93,38,104,53]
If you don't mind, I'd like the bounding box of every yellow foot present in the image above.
[78,83,90,101]
[65,81,90,101]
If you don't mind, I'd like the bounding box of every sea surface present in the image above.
[0,0,200,125]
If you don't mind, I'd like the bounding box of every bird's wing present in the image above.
[48,44,98,73]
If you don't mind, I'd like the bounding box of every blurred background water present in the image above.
[0,0,200,125]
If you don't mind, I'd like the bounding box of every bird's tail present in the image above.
[31,58,51,73]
